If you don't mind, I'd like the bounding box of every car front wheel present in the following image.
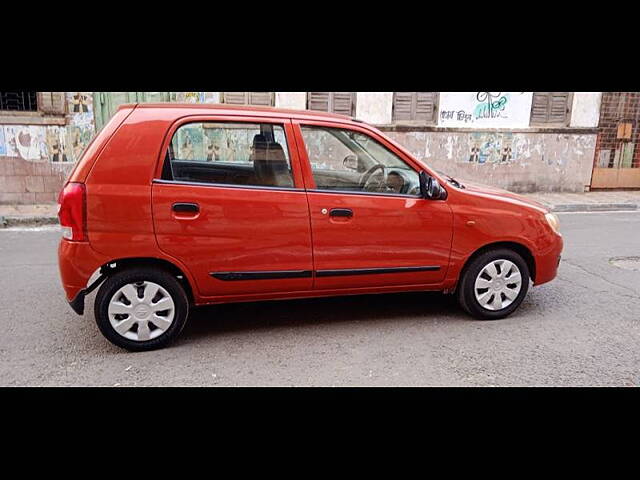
[457,249,530,320]
[94,268,189,351]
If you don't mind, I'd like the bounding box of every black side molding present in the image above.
[316,266,440,277]
[211,270,313,281]
[210,266,440,281]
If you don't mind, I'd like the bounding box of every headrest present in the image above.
[252,140,287,163]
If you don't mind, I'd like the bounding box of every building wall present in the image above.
[275,92,306,110]
[0,91,603,204]
[383,130,596,193]
[593,92,640,169]
[0,92,95,204]
[355,92,393,125]
[570,92,602,128]
[0,156,73,204]
[365,92,599,192]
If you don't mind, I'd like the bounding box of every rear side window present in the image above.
[163,122,295,188]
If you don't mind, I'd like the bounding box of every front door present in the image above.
[293,121,453,290]
[152,118,313,298]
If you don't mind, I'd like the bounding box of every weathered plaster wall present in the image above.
[275,92,307,110]
[0,92,95,204]
[570,93,602,128]
[0,92,604,204]
[384,130,597,193]
[355,92,393,124]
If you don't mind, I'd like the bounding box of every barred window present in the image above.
[222,92,274,106]
[0,91,38,111]
[392,92,438,124]
[307,92,356,116]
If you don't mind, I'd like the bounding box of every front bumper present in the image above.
[533,234,563,286]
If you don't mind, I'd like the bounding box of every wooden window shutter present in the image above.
[308,92,331,112]
[248,92,273,106]
[393,92,437,123]
[531,92,571,125]
[39,92,66,114]
[223,92,248,105]
[332,92,355,116]
[308,92,355,116]
[393,92,414,121]
[415,92,437,121]
[223,92,273,106]
[549,92,570,124]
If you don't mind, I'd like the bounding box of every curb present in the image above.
[551,203,638,213]
[0,216,59,228]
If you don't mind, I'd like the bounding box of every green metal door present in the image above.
[94,92,173,130]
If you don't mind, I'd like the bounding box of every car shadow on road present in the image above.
[179,291,465,342]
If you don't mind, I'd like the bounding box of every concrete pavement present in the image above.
[0,211,639,386]
[528,190,640,212]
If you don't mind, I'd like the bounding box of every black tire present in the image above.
[457,248,530,320]
[94,267,189,351]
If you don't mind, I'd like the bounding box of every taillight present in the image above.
[58,182,87,241]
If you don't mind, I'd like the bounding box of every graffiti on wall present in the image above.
[463,132,520,164]
[46,127,68,163]
[439,92,534,128]
[2,123,94,163]
[2,126,47,161]
[65,125,93,161]
[67,92,92,114]
[66,92,94,128]
[175,92,201,103]
[174,92,220,104]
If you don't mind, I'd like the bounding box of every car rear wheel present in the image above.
[457,249,530,320]
[94,268,189,351]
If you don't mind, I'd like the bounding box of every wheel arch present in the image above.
[457,241,536,291]
[98,256,196,305]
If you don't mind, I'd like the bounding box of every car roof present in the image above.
[125,102,360,124]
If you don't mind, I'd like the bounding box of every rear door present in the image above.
[152,116,313,298]
[293,120,453,290]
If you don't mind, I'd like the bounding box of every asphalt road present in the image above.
[1,212,639,386]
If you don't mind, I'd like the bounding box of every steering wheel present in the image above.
[359,164,388,192]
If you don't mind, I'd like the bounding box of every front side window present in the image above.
[300,125,420,196]
[164,122,294,188]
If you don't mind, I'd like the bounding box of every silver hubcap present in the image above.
[108,281,175,342]
[474,259,522,311]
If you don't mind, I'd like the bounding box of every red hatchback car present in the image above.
[57,104,563,351]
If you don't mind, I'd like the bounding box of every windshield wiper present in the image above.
[443,175,465,189]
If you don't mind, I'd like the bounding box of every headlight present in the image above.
[545,212,560,234]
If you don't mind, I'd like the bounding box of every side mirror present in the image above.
[343,154,359,171]
[419,171,447,200]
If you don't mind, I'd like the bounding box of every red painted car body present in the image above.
[58,103,563,311]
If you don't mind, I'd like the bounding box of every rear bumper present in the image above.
[533,233,564,286]
[58,239,110,312]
